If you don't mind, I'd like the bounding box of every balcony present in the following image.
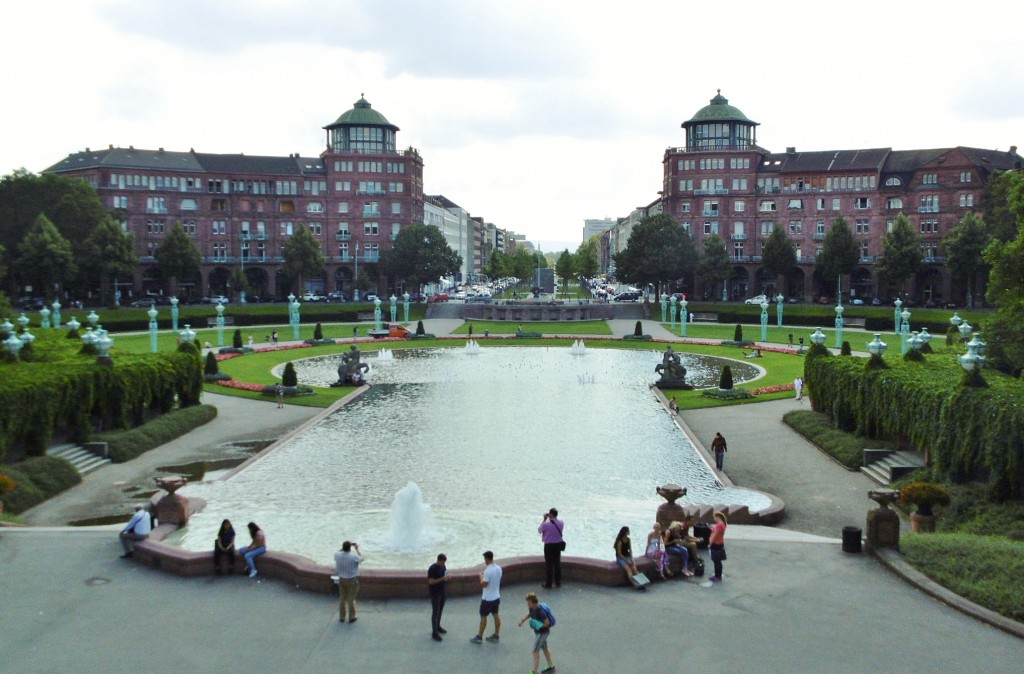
[239,233,252,240]
[798,255,816,263]
[355,190,387,196]
[333,255,352,263]
[693,188,729,196]
[729,255,762,263]
[917,206,940,213]
[145,207,168,214]
[923,255,947,263]
[755,186,781,195]
[336,232,352,241]
[362,210,382,217]
[730,233,747,241]
[813,232,827,241]
[859,256,876,263]
[701,210,720,217]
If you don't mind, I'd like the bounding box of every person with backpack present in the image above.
[518,592,556,674]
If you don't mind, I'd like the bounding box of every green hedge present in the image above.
[0,332,203,461]
[804,348,1024,498]
[783,409,888,470]
[94,404,218,463]
[1,456,81,514]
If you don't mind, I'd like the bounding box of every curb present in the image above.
[873,547,1024,639]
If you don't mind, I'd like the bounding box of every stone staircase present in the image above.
[860,449,926,485]
[46,442,111,476]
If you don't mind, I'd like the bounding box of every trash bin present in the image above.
[842,526,862,553]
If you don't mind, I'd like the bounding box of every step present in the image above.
[45,443,111,476]
[860,463,891,486]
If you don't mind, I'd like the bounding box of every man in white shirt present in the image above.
[334,541,365,623]
[119,504,152,558]
[470,550,503,644]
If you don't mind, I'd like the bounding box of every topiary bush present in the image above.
[313,323,323,340]
[232,328,243,349]
[282,362,298,387]
[841,341,852,356]
[734,324,743,341]
[204,351,219,376]
[634,321,643,337]
[416,320,425,336]
[719,365,734,390]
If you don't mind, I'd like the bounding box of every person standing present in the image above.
[468,321,474,337]
[708,511,728,582]
[119,504,152,558]
[275,384,285,408]
[212,519,236,575]
[711,432,728,471]
[794,376,804,401]
[427,553,449,641]
[334,541,364,623]
[238,522,267,577]
[517,592,556,674]
[538,508,565,589]
[470,550,502,644]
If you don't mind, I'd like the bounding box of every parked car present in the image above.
[302,293,327,302]
[850,298,865,306]
[615,291,641,301]
[429,293,449,302]
[326,291,347,302]
[202,295,230,305]
[364,293,379,302]
[744,294,769,305]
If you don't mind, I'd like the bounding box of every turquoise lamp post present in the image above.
[389,294,398,323]
[679,298,688,337]
[215,301,226,347]
[180,324,196,345]
[66,316,81,334]
[834,304,844,349]
[760,299,770,342]
[659,293,668,323]
[4,332,23,358]
[867,333,888,358]
[776,293,784,327]
[147,305,159,352]
[373,297,382,331]
[1,318,13,334]
[87,310,99,328]
[894,298,903,333]
[289,294,302,340]
[810,327,827,348]
[40,306,51,329]
[94,327,113,359]
[17,314,30,332]
[900,308,912,354]
[51,300,61,328]
[170,296,179,332]
[669,295,678,328]
[402,292,410,323]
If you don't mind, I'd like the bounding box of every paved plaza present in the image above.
[2,319,1022,672]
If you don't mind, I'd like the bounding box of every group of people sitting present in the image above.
[614,514,724,589]
[212,519,267,578]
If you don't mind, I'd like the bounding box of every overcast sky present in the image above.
[3,0,1021,252]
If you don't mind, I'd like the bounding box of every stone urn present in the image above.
[154,475,189,526]
[655,483,688,529]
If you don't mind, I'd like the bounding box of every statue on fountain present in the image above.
[654,345,693,390]
[332,344,369,386]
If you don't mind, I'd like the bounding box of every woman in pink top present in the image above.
[707,512,728,582]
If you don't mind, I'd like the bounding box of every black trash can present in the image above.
[692,522,712,549]
[842,526,862,553]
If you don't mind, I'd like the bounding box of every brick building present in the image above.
[659,91,1022,304]
[43,97,424,301]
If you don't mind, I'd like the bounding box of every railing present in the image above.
[755,187,782,194]
[664,144,756,154]
[917,206,940,213]
[362,210,381,217]
[859,256,876,263]
[701,210,720,217]
[336,232,352,241]
[923,255,947,263]
[239,233,251,240]
[255,232,269,240]
[729,255,762,263]
[730,233,747,241]
[798,255,816,263]
[812,232,827,240]
[355,190,388,196]
[333,255,352,262]
[694,188,730,196]
[145,207,168,214]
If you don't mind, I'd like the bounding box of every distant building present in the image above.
[582,217,615,244]
[43,97,424,300]
[659,90,1023,303]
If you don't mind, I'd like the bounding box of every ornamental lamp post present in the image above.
[809,327,827,347]
[893,298,902,333]
[679,298,688,337]
[80,327,96,350]
[776,293,785,327]
[389,294,398,323]
[289,295,302,340]
[660,293,668,323]
[170,296,179,332]
[760,299,770,342]
[373,297,383,331]
[94,327,113,360]
[147,305,159,352]
[958,320,972,341]
[900,308,912,354]
[949,313,962,329]
[353,243,361,302]
[52,300,61,328]
[18,327,35,347]
[67,316,81,333]
[958,338,986,387]
[834,304,845,349]
[402,292,410,323]
[40,306,51,329]
[669,295,678,328]
[918,327,932,350]
[1,318,14,334]
[87,310,99,328]
[215,301,226,347]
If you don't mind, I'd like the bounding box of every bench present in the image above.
[205,316,236,327]
[845,317,866,328]
[690,312,718,322]
[356,312,375,321]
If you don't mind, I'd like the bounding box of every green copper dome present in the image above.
[684,90,758,126]
[324,96,399,131]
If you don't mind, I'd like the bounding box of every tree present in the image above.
[815,216,860,297]
[481,250,510,281]
[228,265,250,301]
[555,249,575,296]
[15,214,76,299]
[154,222,201,298]
[575,238,599,281]
[760,226,796,295]
[982,228,1024,375]
[942,212,991,308]
[511,248,536,286]
[281,224,325,295]
[381,223,462,291]
[875,213,922,297]
[81,215,138,305]
[612,214,695,292]
[981,170,1023,243]
[697,234,730,300]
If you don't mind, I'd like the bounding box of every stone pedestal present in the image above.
[154,476,190,526]
[865,489,900,552]
[655,483,688,529]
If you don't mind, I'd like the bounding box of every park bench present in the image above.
[691,312,718,322]
[844,317,866,328]
[205,316,236,327]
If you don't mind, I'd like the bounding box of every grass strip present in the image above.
[94,404,218,462]
[782,409,894,469]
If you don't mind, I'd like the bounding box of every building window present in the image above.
[760,220,774,235]
[334,160,353,172]
[885,177,902,187]
[146,196,166,214]
[304,180,327,195]
[391,203,401,215]
[922,173,938,185]
[733,241,745,257]
[885,197,903,210]
[788,199,803,209]
[308,222,322,235]
[335,181,352,192]
[960,171,972,183]
[280,200,296,213]
[861,241,870,258]
[212,220,226,235]
[182,220,196,235]
[699,158,725,170]
[920,195,940,213]
[678,179,693,191]
[759,200,777,212]
[832,198,841,211]
[358,161,383,173]
[358,181,384,195]
[757,177,780,193]
[364,222,379,236]
[959,193,974,207]
[280,221,293,236]
[211,198,228,211]
[703,200,719,216]
[731,178,748,190]
[112,195,128,208]
[855,197,870,209]
[703,221,718,235]
[146,219,165,234]
[919,219,939,233]
[307,201,324,213]
[388,182,404,193]
[385,162,406,174]
[679,202,691,213]
[855,218,870,234]
[729,157,750,169]
[734,201,745,212]
[337,202,349,214]
[788,220,803,235]
[816,220,826,234]
[180,198,198,211]
[212,242,227,261]
[678,159,696,171]
[680,221,691,233]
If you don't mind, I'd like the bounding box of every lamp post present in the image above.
[17,314,30,332]
[776,293,784,327]
[834,304,844,349]
[958,335,987,386]
[679,298,688,337]
[51,300,61,328]
[389,294,398,323]
[353,242,361,302]
[80,327,96,351]
[170,297,179,332]
[660,293,668,324]
[289,294,301,340]
[94,326,113,360]
[148,305,159,352]
[215,301,226,347]
[402,292,410,323]
[67,316,81,334]
[670,295,678,328]
[918,327,932,352]
[958,319,972,342]
[18,327,35,348]
[760,299,769,342]
[373,297,383,331]
[1,318,13,334]
[900,308,911,354]
[40,306,51,329]
[893,298,902,333]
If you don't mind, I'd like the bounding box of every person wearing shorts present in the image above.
[470,550,502,644]
[518,592,555,674]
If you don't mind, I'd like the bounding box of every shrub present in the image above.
[282,362,298,387]
[701,388,752,401]
[634,321,643,337]
[96,404,218,463]
[734,324,743,341]
[0,472,16,496]
[313,322,324,340]
[0,457,80,514]
[719,365,733,390]
[204,351,219,375]
[416,320,425,336]
[232,328,243,349]
[900,481,951,516]
[0,467,44,513]
[840,341,852,356]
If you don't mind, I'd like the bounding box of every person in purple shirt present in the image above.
[538,508,565,588]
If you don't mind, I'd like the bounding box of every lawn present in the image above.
[663,322,903,349]
[450,320,613,336]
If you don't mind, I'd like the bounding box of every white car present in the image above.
[744,294,769,305]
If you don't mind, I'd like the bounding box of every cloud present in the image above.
[99,0,585,80]
[951,62,1024,122]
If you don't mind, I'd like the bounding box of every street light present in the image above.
[760,299,769,342]
[679,298,688,338]
[389,294,398,323]
[51,300,61,328]
[148,305,159,352]
[893,298,902,333]
[215,301,226,347]
[834,304,844,349]
[900,308,911,354]
[87,311,99,328]
[958,320,972,341]
[170,296,179,332]
[669,295,678,328]
[180,324,196,345]
[354,242,361,302]
[866,333,888,358]
[776,293,784,327]
[402,292,410,323]
[66,316,81,334]
[4,332,23,358]
[660,293,669,324]
[40,306,51,329]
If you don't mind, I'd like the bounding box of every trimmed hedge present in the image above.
[94,404,218,463]
[0,456,81,514]
[804,348,1024,499]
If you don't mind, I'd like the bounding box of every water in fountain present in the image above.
[464,340,481,355]
[378,348,394,361]
[382,482,441,551]
[571,339,587,355]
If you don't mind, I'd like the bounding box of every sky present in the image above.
[2,0,1022,253]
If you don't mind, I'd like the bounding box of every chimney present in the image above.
[159,147,164,152]
[109,144,114,149]
[85,147,90,152]
[1011,145,1018,154]
[786,147,796,155]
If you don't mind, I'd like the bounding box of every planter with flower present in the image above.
[899,481,950,533]
[0,472,16,515]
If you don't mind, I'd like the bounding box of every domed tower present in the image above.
[323,95,399,153]
[682,90,759,150]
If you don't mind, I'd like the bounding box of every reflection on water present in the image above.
[171,347,768,569]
